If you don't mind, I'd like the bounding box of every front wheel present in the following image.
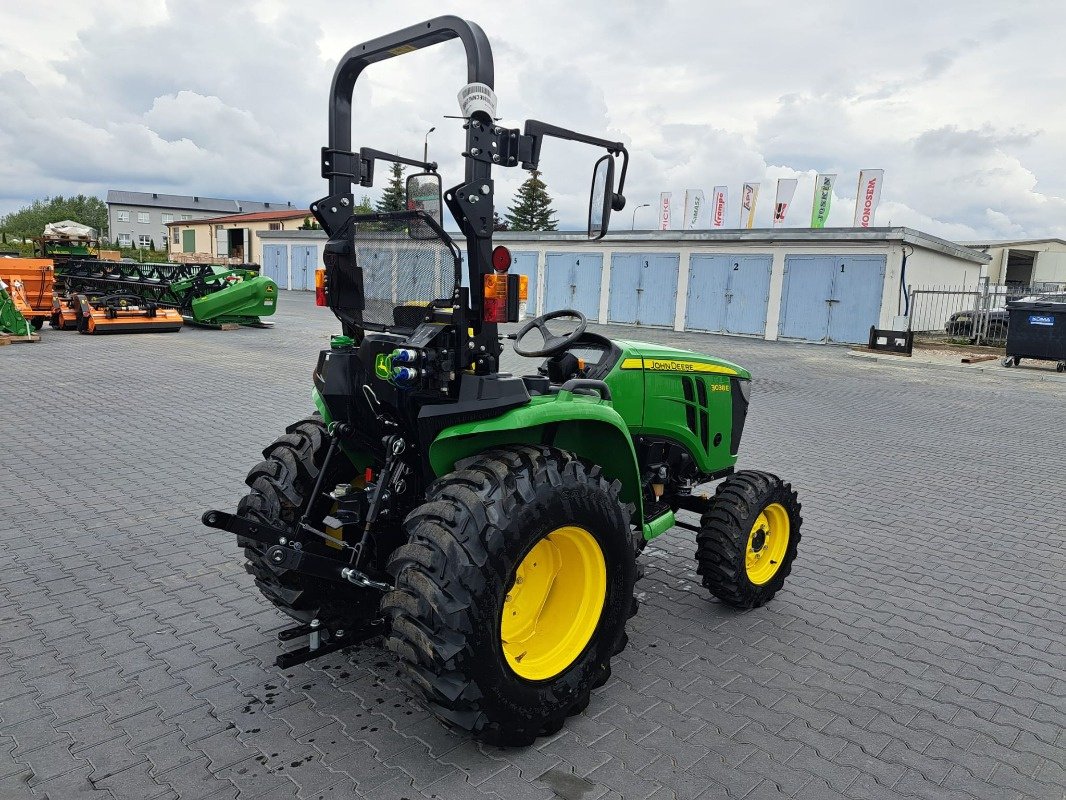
[383,445,636,746]
[695,471,802,609]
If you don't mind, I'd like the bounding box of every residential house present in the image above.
[106,190,292,250]
[166,209,310,265]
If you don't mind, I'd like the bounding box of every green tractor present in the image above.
[204,16,802,746]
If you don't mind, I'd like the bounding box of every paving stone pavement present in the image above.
[1,290,1064,800]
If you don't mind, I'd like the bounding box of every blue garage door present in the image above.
[290,245,318,291]
[544,253,602,319]
[509,250,539,317]
[828,256,887,343]
[685,254,772,335]
[778,254,886,343]
[263,244,288,289]
[608,253,679,327]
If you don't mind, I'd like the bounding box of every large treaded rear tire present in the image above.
[695,470,801,609]
[235,415,376,627]
[382,445,636,746]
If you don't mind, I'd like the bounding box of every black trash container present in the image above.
[1003,300,1066,371]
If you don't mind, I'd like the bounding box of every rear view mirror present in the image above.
[588,155,615,240]
[406,173,443,239]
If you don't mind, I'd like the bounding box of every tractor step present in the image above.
[275,617,386,669]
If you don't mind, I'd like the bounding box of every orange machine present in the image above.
[0,259,54,329]
[51,295,81,330]
[71,294,183,334]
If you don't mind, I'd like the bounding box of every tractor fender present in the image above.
[428,394,644,523]
[312,387,331,422]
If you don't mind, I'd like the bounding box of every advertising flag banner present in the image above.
[773,178,798,225]
[740,182,759,228]
[853,169,884,227]
[683,189,705,230]
[659,192,672,230]
[810,173,836,228]
[711,186,728,228]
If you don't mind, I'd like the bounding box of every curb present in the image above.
[845,349,1066,384]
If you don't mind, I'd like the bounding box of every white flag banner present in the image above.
[773,178,799,225]
[740,182,759,228]
[659,192,672,230]
[683,189,705,230]
[853,169,884,227]
[711,186,728,228]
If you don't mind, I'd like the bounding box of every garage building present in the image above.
[259,226,990,344]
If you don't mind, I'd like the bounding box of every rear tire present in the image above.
[695,471,801,609]
[235,415,377,628]
[383,445,636,746]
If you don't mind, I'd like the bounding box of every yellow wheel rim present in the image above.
[745,503,790,585]
[500,526,607,681]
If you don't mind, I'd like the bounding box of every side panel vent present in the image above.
[681,376,697,438]
[696,378,710,451]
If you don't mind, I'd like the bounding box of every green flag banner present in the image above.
[810,173,836,228]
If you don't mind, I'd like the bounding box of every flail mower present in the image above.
[204,16,802,746]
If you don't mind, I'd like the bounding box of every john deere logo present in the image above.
[374,353,392,379]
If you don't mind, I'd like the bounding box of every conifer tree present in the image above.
[504,170,557,231]
[376,162,406,213]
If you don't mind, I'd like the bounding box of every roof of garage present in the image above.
[257,226,991,264]
[496,227,991,264]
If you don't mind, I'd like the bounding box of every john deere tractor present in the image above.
[204,16,802,746]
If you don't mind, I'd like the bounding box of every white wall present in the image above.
[1033,250,1066,283]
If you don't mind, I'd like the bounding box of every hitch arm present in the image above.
[202,510,390,591]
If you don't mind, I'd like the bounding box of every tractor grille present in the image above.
[350,212,461,331]
[681,375,715,453]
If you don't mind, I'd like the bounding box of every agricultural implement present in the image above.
[204,16,802,745]
[0,259,54,330]
[54,260,277,328]
[0,279,34,338]
[59,293,184,334]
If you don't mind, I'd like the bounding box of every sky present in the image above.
[1,0,1064,240]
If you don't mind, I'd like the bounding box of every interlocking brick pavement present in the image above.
[1,291,1063,799]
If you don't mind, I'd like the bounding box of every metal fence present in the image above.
[908,280,1066,345]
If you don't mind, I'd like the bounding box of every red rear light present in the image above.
[315,269,327,306]
[491,245,512,272]
[482,273,508,323]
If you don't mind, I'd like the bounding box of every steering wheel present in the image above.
[512,309,588,358]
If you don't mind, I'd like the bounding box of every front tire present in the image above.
[695,471,802,609]
[383,445,636,746]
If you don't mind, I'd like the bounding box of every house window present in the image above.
[268,222,282,231]
[116,210,130,222]
[138,235,152,248]
[181,214,192,220]
[118,233,132,247]
[137,212,150,224]
[161,213,173,224]
[172,228,180,244]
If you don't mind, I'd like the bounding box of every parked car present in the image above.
[945,307,1008,340]
[946,292,1066,340]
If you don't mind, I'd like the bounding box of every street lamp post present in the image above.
[423,126,436,163]
[631,203,651,230]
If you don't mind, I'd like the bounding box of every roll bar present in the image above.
[327,15,494,196]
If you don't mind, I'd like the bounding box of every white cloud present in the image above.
[1,0,1065,240]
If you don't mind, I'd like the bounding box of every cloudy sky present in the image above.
[1,0,1063,239]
